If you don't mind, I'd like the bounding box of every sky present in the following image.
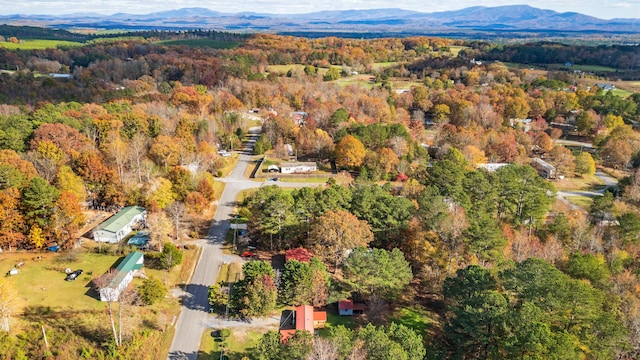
[3,0,640,20]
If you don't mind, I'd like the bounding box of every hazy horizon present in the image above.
[2,1,640,20]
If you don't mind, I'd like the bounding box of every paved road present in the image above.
[556,169,619,209]
[167,129,321,359]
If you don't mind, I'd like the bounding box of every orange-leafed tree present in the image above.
[308,209,373,269]
[50,191,85,248]
[335,135,366,168]
[0,188,26,251]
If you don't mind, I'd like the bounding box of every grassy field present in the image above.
[569,64,618,72]
[267,64,306,75]
[1,245,200,311]
[1,251,117,312]
[554,174,605,192]
[156,39,241,49]
[370,62,397,71]
[335,76,376,89]
[0,39,84,50]
[217,154,240,177]
[448,45,470,57]
[611,88,633,98]
[197,327,264,360]
[564,195,594,208]
[390,306,436,339]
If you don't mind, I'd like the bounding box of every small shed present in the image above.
[93,206,146,243]
[99,251,144,302]
[339,300,354,316]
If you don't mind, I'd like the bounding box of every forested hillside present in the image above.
[0,29,640,359]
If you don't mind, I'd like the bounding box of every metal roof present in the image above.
[98,206,146,234]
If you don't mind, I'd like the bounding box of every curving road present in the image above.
[167,128,321,359]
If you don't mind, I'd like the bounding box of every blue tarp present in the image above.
[127,231,150,247]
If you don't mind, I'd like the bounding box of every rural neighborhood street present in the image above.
[167,128,320,359]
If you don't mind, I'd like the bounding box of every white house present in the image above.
[280,162,317,174]
[99,251,144,302]
[93,206,146,243]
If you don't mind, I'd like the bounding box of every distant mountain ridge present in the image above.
[1,5,640,34]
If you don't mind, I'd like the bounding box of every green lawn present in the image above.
[448,45,470,57]
[267,64,306,75]
[570,64,617,72]
[197,328,263,360]
[390,306,436,339]
[611,88,632,98]
[370,62,397,71]
[278,177,330,183]
[554,174,605,192]
[1,251,119,312]
[317,310,358,337]
[564,195,594,208]
[334,77,376,89]
[0,39,84,49]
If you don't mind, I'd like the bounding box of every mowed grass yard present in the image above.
[1,251,117,312]
[1,245,199,313]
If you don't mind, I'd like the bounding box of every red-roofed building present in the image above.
[285,248,314,263]
[339,299,365,316]
[339,300,354,315]
[279,305,326,342]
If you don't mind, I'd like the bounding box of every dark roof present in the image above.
[339,300,354,310]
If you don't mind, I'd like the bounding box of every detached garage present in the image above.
[93,206,146,243]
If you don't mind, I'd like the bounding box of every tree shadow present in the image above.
[206,218,232,244]
[167,350,198,360]
[176,283,210,312]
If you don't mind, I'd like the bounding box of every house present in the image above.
[338,299,366,316]
[279,305,327,341]
[93,206,146,243]
[531,158,557,179]
[99,251,144,302]
[285,248,314,263]
[596,83,615,91]
[280,162,317,174]
[291,111,308,126]
[48,73,73,79]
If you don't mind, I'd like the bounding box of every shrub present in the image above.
[138,276,167,305]
[160,243,183,269]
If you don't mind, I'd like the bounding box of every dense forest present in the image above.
[1,28,640,359]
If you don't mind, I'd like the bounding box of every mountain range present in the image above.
[2,5,640,34]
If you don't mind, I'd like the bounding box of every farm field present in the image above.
[0,39,84,49]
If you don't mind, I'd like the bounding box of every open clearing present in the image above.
[0,39,84,49]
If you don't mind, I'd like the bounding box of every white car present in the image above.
[218,150,231,157]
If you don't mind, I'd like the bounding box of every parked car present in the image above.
[267,177,279,182]
[65,269,83,281]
